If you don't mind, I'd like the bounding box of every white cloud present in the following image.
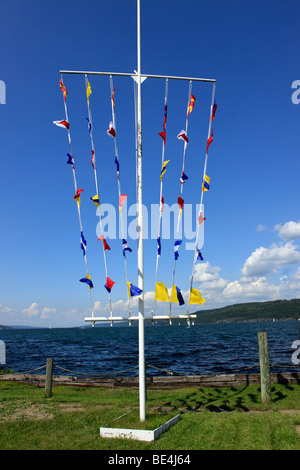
[241,241,300,278]
[274,221,300,240]
[22,302,40,317]
[256,223,268,232]
[21,303,57,320]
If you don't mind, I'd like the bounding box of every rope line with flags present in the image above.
[186,81,217,319]
[153,79,169,318]
[84,75,114,323]
[107,76,133,322]
[168,81,194,322]
[54,76,95,322]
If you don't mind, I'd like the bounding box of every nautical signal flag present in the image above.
[80,231,87,256]
[189,287,206,305]
[160,195,164,213]
[122,239,132,256]
[196,245,204,261]
[86,80,92,105]
[180,172,188,184]
[171,285,185,306]
[74,188,83,206]
[202,175,210,192]
[206,129,213,153]
[119,194,127,213]
[80,273,93,290]
[91,150,96,169]
[198,211,206,226]
[178,197,184,221]
[66,153,74,165]
[104,276,115,293]
[187,94,196,117]
[211,100,217,122]
[115,157,120,179]
[86,117,92,136]
[111,87,116,111]
[174,240,182,260]
[127,282,143,298]
[107,122,116,138]
[97,235,111,251]
[159,105,167,145]
[59,79,67,102]
[90,194,100,207]
[160,160,170,181]
[177,130,188,143]
[155,282,170,302]
[157,237,161,256]
[53,120,69,129]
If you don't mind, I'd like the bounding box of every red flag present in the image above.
[178,197,184,210]
[211,101,217,122]
[177,130,189,143]
[160,194,164,213]
[59,79,67,101]
[206,129,213,153]
[104,276,115,293]
[187,94,196,117]
[119,194,127,212]
[198,211,206,226]
[97,235,111,251]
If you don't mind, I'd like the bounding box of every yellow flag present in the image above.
[189,287,206,305]
[86,80,92,105]
[155,282,170,302]
[171,284,179,303]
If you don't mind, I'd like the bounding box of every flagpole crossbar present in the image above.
[84,314,197,323]
[60,70,216,84]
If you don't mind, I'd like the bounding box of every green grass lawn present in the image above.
[0,380,300,450]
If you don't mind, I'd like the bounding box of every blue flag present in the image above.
[176,286,185,306]
[79,274,93,289]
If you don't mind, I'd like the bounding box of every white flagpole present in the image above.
[136,0,146,423]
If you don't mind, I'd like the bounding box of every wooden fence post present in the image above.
[45,358,53,398]
[257,331,271,403]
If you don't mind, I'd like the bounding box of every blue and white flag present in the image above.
[157,237,161,256]
[66,153,75,165]
[122,239,132,256]
[80,231,87,256]
[174,240,182,260]
[196,244,204,261]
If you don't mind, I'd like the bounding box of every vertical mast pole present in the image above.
[137,0,146,423]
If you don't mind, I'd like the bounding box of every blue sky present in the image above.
[1,0,300,327]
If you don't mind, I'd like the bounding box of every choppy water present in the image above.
[0,321,299,377]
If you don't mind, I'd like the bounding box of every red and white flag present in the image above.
[177,130,188,143]
[53,120,69,129]
[107,121,116,138]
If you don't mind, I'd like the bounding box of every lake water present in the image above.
[0,320,299,377]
